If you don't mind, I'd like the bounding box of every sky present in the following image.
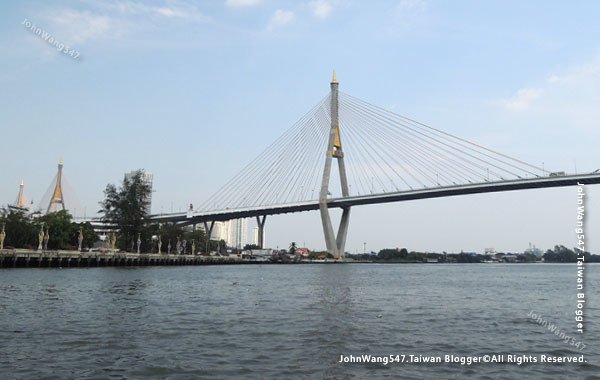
[1,0,599,254]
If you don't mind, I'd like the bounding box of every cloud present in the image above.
[545,59,600,86]
[386,0,427,37]
[267,9,294,31]
[398,0,426,11]
[309,0,334,18]
[500,88,543,111]
[44,9,116,44]
[225,0,262,8]
[499,54,600,114]
[33,1,211,49]
[86,1,210,22]
[493,53,600,139]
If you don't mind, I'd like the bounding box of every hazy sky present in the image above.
[1,0,599,253]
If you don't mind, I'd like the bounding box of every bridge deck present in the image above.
[149,172,600,225]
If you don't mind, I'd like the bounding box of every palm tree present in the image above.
[288,241,297,255]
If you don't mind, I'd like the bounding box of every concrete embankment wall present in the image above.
[0,250,258,268]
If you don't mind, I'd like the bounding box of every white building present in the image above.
[209,219,249,249]
[252,226,266,247]
[228,218,248,249]
[210,221,229,243]
[252,227,259,246]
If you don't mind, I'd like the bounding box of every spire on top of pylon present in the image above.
[16,179,29,209]
[331,70,338,84]
[47,160,66,213]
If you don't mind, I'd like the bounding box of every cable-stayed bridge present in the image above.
[151,73,600,258]
[11,160,85,217]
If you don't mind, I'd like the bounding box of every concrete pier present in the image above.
[0,249,248,268]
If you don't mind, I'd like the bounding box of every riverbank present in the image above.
[0,249,251,268]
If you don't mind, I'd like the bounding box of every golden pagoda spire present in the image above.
[16,180,27,208]
[331,69,338,84]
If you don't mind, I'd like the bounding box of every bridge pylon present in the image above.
[16,180,29,209]
[256,215,267,249]
[319,71,351,259]
[47,160,66,214]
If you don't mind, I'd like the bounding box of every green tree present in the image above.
[151,223,180,253]
[518,252,539,262]
[377,248,410,261]
[150,223,212,254]
[99,170,152,250]
[543,245,578,262]
[211,239,227,254]
[244,244,261,250]
[70,221,99,250]
[0,207,38,249]
[309,251,333,259]
[183,228,207,253]
[289,241,297,255]
[38,210,75,250]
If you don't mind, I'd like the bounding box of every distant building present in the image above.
[209,219,249,249]
[210,221,228,242]
[228,218,248,249]
[252,227,259,245]
[124,170,153,214]
[524,243,543,258]
[252,226,266,247]
[295,248,311,258]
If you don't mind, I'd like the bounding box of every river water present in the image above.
[0,264,598,379]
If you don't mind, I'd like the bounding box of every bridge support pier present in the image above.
[319,71,351,259]
[256,215,267,249]
[203,221,215,254]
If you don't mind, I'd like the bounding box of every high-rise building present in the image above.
[252,227,259,246]
[124,170,153,214]
[252,226,266,247]
[227,218,248,249]
[207,219,248,249]
[210,221,229,242]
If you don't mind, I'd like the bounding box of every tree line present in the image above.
[347,245,598,263]
[1,170,225,254]
[0,208,97,250]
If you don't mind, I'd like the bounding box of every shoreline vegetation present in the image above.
[344,245,598,264]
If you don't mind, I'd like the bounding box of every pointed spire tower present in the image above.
[47,160,66,213]
[16,180,29,209]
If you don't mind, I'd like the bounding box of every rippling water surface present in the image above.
[1,264,599,379]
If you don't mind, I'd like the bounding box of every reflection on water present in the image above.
[0,264,598,379]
